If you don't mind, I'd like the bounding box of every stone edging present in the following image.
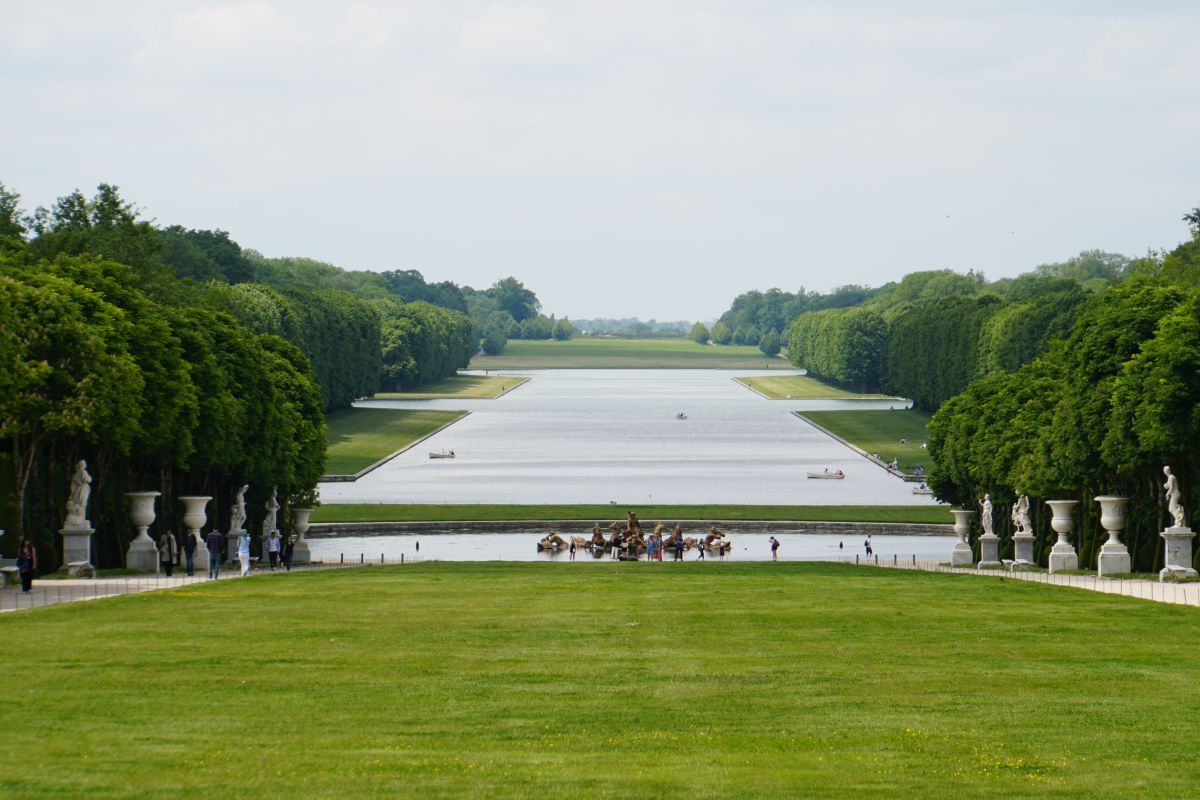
[308,519,954,537]
[321,411,471,483]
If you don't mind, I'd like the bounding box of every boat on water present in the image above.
[912,485,933,495]
[429,449,456,459]
[807,470,845,479]
[675,412,688,420]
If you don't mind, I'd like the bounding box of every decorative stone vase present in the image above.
[950,509,974,567]
[179,496,212,573]
[1046,500,1079,573]
[292,507,312,562]
[1094,496,1130,578]
[125,491,162,572]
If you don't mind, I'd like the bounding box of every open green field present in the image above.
[325,408,467,475]
[3,563,1198,798]
[469,338,789,369]
[310,503,951,524]
[799,409,935,471]
[736,374,900,400]
[374,374,528,400]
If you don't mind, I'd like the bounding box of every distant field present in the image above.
[324,408,467,476]
[736,375,900,400]
[799,409,935,471]
[468,338,790,369]
[311,504,951,524]
[374,374,527,400]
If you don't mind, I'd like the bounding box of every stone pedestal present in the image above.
[292,508,312,563]
[977,533,1001,568]
[1159,527,1198,581]
[60,527,95,569]
[125,491,161,572]
[1095,496,1130,577]
[950,509,974,567]
[1046,500,1079,574]
[1012,533,1037,568]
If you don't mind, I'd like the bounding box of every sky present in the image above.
[2,1,1198,321]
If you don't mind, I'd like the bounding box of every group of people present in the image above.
[156,528,297,579]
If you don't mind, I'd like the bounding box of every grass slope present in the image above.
[736,375,899,400]
[469,338,788,369]
[800,409,935,471]
[310,504,951,524]
[3,563,1198,798]
[325,408,467,475]
[374,374,528,400]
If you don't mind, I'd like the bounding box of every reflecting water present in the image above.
[307,531,952,563]
[320,370,937,506]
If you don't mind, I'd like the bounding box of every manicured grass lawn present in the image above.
[325,408,467,475]
[311,504,951,524]
[374,374,528,400]
[469,338,789,369]
[736,375,899,400]
[3,562,1198,798]
[799,409,935,471]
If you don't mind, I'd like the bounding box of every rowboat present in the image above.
[807,471,845,479]
[912,486,933,495]
[429,450,456,459]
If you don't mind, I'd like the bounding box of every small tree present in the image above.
[712,321,732,344]
[553,318,574,341]
[481,327,507,355]
[690,322,710,344]
[759,330,781,356]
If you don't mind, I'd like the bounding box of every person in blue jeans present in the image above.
[206,528,224,578]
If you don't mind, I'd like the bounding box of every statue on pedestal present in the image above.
[980,494,994,537]
[263,487,279,534]
[64,460,92,529]
[1164,466,1186,529]
[230,484,249,534]
[1011,495,1031,535]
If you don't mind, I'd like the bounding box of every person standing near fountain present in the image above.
[158,529,178,577]
[206,529,224,579]
[237,529,252,576]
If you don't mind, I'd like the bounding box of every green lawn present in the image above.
[374,374,528,400]
[3,563,1198,798]
[799,409,935,472]
[736,375,900,400]
[310,504,951,524]
[325,407,467,475]
[469,338,789,369]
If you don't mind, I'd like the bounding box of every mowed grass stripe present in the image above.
[2,563,1198,798]
[374,374,528,400]
[469,338,789,369]
[736,375,899,400]
[311,504,951,524]
[324,407,467,475]
[800,409,936,471]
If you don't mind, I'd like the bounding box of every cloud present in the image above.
[454,5,562,64]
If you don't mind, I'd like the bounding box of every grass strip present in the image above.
[799,409,935,471]
[469,337,791,369]
[736,375,900,400]
[311,503,951,524]
[373,374,528,399]
[2,562,1198,798]
[325,408,467,475]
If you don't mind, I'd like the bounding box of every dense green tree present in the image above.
[490,277,539,323]
[691,322,710,344]
[711,321,732,345]
[758,330,781,356]
[553,318,575,341]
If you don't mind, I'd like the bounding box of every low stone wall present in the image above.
[308,520,954,537]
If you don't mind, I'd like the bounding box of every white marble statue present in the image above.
[65,459,92,529]
[263,487,279,534]
[230,484,249,533]
[1011,495,1031,535]
[980,494,994,536]
[1164,466,1186,529]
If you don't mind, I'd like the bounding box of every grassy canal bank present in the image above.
[469,337,788,369]
[324,408,467,476]
[3,562,1197,798]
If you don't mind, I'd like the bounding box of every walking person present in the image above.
[206,528,224,579]
[863,537,872,557]
[158,529,178,577]
[183,528,197,576]
[769,536,780,561]
[237,529,252,576]
[697,543,705,561]
[282,535,295,572]
[16,538,37,594]
[569,540,576,561]
[718,541,726,561]
[266,531,281,571]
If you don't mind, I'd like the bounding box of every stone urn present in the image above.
[950,509,974,567]
[1046,500,1079,573]
[1094,496,1130,578]
[292,507,312,562]
[179,496,212,573]
[125,491,162,572]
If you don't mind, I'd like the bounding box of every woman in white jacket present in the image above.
[237,530,252,576]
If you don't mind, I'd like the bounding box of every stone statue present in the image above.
[64,459,92,529]
[230,484,249,533]
[1164,465,1186,529]
[1011,495,1031,534]
[980,494,994,536]
[263,487,279,534]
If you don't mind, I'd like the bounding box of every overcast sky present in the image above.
[3,2,1198,321]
